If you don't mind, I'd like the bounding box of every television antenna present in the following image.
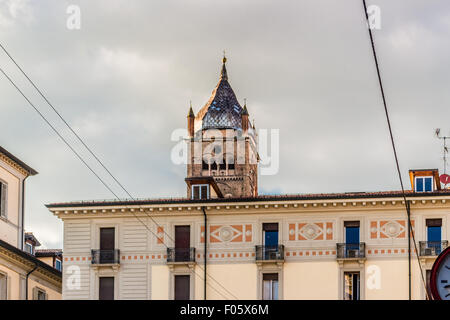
[435,129,450,184]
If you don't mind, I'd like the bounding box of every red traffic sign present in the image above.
[440,174,450,185]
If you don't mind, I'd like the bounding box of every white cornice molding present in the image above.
[49,195,450,220]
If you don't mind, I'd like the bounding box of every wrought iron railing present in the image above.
[91,249,120,264]
[419,241,448,256]
[167,247,196,263]
[336,243,366,259]
[255,245,285,261]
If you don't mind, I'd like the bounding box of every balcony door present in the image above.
[344,272,360,300]
[100,228,115,250]
[175,226,190,262]
[263,223,278,260]
[344,221,360,258]
[100,228,115,263]
[426,219,442,254]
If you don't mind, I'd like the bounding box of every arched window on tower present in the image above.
[202,160,209,170]
[219,158,226,171]
[226,154,235,171]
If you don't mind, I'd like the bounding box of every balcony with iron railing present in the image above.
[91,249,120,265]
[167,247,196,264]
[336,243,366,260]
[419,241,448,257]
[255,245,285,263]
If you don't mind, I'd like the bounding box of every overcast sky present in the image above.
[1,0,450,249]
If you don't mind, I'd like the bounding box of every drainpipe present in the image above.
[20,175,29,250]
[25,263,38,300]
[202,207,207,300]
[406,200,411,300]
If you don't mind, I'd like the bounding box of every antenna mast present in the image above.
[435,128,450,175]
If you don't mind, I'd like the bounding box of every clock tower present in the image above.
[186,56,258,198]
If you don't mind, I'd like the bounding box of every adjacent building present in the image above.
[0,146,62,299]
[47,59,449,300]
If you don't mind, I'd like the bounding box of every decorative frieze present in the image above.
[289,222,334,241]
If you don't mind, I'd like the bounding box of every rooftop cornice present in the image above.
[48,193,450,219]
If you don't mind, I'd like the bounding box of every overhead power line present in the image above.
[0,44,238,300]
[361,0,428,300]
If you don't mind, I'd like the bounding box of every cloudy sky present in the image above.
[1,0,450,249]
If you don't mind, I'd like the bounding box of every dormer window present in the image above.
[415,176,433,192]
[192,184,209,200]
[409,169,440,193]
[25,242,34,255]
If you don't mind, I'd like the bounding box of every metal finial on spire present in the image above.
[220,51,228,80]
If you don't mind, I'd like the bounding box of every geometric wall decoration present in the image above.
[370,219,415,239]
[157,226,164,244]
[201,224,252,243]
[289,222,334,241]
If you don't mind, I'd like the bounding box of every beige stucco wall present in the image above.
[0,263,21,299]
[0,260,61,300]
[365,258,422,300]
[37,257,53,267]
[199,264,258,300]
[284,261,339,299]
[54,195,450,300]
[0,164,23,248]
[151,265,169,299]
[28,278,61,300]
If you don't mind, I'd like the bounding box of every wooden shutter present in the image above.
[99,277,114,300]
[201,185,208,199]
[174,275,190,300]
[175,226,190,249]
[192,186,200,200]
[100,228,115,250]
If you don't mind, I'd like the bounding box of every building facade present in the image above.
[0,146,62,300]
[47,59,449,300]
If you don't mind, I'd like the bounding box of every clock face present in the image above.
[431,247,450,300]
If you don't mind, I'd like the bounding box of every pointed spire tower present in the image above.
[186,55,259,198]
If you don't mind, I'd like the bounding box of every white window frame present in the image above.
[25,243,34,255]
[191,184,210,200]
[55,258,62,271]
[343,271,361,301]
[32,286,47,300]
[415,176,434,192]
[262,274,279,300]
[0,180,8,219]
[0,271,7,300]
